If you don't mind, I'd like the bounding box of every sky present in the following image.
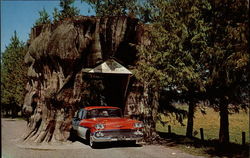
[1,0,95,52]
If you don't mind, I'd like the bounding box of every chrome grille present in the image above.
[102,129,135,138]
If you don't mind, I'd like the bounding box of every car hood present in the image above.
[88,117,139,130]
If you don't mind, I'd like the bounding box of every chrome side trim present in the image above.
[91,136,142,142]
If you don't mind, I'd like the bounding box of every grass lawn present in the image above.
[156,106,249,144]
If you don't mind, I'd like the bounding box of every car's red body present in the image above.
[72,106,144,147]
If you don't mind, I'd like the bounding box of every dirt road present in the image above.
[2,118,204,158]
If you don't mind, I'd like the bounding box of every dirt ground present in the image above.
[1,118,204,158]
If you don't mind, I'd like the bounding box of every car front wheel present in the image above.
[87,131,96,148]
[89,135,96,148]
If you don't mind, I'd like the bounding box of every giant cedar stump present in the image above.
[22,16,153,143]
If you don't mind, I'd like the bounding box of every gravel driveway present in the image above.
[1,118,204,158]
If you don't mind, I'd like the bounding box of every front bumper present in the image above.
[91,129,143,143]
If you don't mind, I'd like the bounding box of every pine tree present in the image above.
[53,0,80,22]
[81,0,137,16]
[52,8,60,22]
[1,31,28,117]
[204,0,249,144]
[134,0,212,137]
[34,8,51,26]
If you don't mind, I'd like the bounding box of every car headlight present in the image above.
[95,124,105,129]
[95,131,104,137]
[134,130,143,135]
[134,122,144,128]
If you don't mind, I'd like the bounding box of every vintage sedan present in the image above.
[72,106,144,148]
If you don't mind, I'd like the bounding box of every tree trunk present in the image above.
[186,101,195,138]
[125,81,159,142]
[22,16,146,143]
[143,86,159,140]
[11,103,18,118]
[219,103,229,144]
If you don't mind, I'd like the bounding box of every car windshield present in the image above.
[86,108,121,118]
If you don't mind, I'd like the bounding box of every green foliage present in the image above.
[135,0,211,95]
[131,0,212,134]
[204,0,249,109]
[53,8,61,22]
[53,0,80,21]
[134,0,249,108]
[81,0,137,16]
[202,1,249,143]
[34,8,51,26]
[1,31,28,115]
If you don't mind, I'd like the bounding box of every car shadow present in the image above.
[93,141,143,149]
[69,135,89,145]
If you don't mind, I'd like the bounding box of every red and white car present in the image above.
[72,106,144,148]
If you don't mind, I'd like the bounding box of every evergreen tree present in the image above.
[204,0,249,144]
[82,0,137,16]
[53,0,80,22]
[34,8,51,26]
[134,0,211,137]
[1,31,28,117]
[53,8,61,22]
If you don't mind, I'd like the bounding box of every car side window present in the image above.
[77,109,83,119]
[77,109,87,119]
[81,110,87,119]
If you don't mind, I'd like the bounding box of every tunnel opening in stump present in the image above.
[82,59,132,112]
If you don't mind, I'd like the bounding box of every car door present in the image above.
[72,110,81,131]
[76,109,88,139]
